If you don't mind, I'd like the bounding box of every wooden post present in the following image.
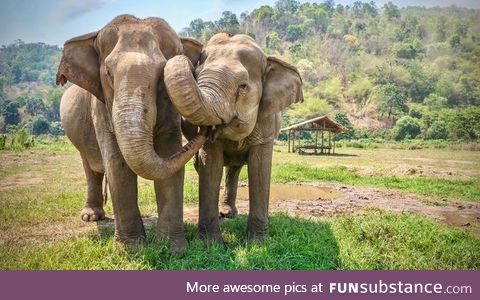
[288,130,291,153]
[292,130,295,153]
[333,134,336,154]
[321,120,325,154]
[298,130,301,152]
[315,130,318,154]
[321,130,324,154]
[328,131,331,154]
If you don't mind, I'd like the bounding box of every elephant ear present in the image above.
[258,56,303,121]
[180,37,203,66]
[56,31,104,102]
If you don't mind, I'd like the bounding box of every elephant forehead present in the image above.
[96,16,181,60]
[204,40,266,77]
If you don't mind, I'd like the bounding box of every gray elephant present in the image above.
[57,15,207,253]
[164,33,303,242]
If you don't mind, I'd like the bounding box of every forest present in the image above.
[1,0,479,143]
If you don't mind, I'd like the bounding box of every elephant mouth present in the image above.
[208,124,224,143]
[207,116,253,143]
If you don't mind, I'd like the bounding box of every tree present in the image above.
[251,5,274,22]
[2,101,20,126]
[275,0,299,14]
[25,96,45,116]
[435,16,447,42]
[49,121,64,136]
[334,112,355,140]
[286,24,305,41]
[31,115,50,135]
[216,11,239,33]
[391,116,421,140]
[383,2,400,20]
[425,120,448,140]
[188,19,206,39]
[378,83,408,120]
[45,88,62,121]
[393,39,424,59]
[265,32,281,52]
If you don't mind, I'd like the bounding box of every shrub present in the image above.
[31,115,50,135]
[425,120,448,140]
[0,134,6,150]
[9,128,35,150]
[392,116,421,141]
[334,112,354,140]
[49,121,64,136]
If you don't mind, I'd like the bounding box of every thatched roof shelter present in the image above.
[280,115,349,154]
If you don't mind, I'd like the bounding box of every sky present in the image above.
[0,0,479,47]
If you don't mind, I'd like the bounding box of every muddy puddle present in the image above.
[441,210,480,235]
[232,183,345,201]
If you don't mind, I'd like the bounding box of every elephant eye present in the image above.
[237,83,249,100]
[105,67,113,85]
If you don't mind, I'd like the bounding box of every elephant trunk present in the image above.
[112,66,207,180]
[164,55,235,126]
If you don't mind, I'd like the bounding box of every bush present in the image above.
[49,121,64,136]
[392,116,421,141]
[9,128,35,150]
[426,120,448,140]
[334,112,354,140]
[0,134,6,150]
[31,115,50,135]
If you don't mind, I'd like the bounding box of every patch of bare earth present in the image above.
[186,183,480,236]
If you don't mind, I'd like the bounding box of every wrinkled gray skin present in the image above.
[57,15,208,253]
[165,33,303,241]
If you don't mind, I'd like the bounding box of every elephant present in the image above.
[164,33,303,241]
[57,15,208,253]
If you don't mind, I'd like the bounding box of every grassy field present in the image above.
[0,140,479,270]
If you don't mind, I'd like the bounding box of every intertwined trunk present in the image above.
[112,64,207,180]
[164,55,235,126]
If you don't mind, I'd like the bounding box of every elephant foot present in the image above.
[219,202,238,219]
[247,222,268,242]
[247,231,268,242]
[199,228,224,245]
[81,206,105,222]
[114,234,146,250]
[156,231,187,255]
[169,237,187,255]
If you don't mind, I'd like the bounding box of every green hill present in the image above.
[181,0,480,140]
[1,0,479,141]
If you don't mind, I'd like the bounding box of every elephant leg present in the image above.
[220,165,242,219]
[100,132,145,246]
[198,142,224,242]
[80,153,105,222]
[247,141,273,240]
[153,131,187,254]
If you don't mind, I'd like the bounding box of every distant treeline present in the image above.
[0,0,479,142]
[181,0,480,141]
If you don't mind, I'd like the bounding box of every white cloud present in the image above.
[54,0,110,22]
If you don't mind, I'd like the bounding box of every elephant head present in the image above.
[56,15,207,180]
[164,33,303,141]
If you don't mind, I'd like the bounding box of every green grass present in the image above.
[239,163,480,201]
[1,211,478,270]
[1,140,479,270]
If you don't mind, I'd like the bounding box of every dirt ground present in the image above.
[184,182,480,236]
